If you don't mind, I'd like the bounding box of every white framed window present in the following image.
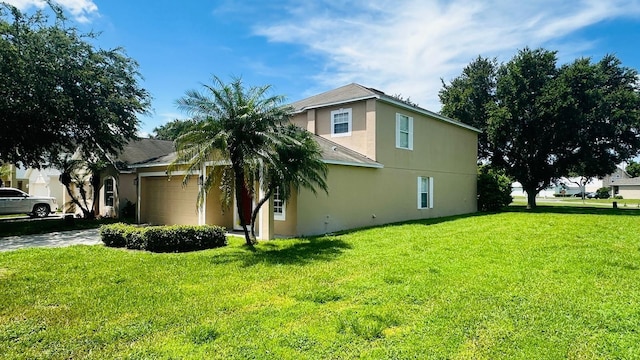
[104,177,115,207]
[273,187,286,221]
[396,113,413,150]
[331,108,352,137]
[417,177,434,209]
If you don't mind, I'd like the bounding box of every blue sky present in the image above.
[7,0,640,136]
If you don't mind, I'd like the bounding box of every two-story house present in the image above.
[131,84,480,239]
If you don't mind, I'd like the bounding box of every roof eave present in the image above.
[292,95,380,114]
[323,159,384,168]
[377,97,482,133]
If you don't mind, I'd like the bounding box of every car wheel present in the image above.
[33,204,50,218]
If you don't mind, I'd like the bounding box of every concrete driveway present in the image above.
[0,228,102,252]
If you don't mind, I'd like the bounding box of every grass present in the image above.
[2,208,640,358]
[512,196,640,209]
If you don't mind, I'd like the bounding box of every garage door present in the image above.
[140,176,199,225]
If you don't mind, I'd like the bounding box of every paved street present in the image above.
[0,228,102,252]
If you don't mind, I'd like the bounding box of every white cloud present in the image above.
[255,0,640,110]
[3,0,98,23]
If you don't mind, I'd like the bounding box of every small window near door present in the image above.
[104,178,114,207]
[273,187,285,221]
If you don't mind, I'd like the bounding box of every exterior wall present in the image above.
[289,99,478,237]
[139,175,200,225]
[618,186,640,199]
[291,100,377,159]
[274,190,298,236]
[294,164,477,236]
[374,101,478,176]
[98,166,137,218]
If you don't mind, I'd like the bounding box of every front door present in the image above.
[233,182,253,230]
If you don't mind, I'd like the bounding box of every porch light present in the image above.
[198,175,204,186]
[133,177,139,186]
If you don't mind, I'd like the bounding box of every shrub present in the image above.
[99,223,129,247]
[596,187,610,199]
[477,165,513,211]
[614,195,624,199]
[99,223,227,252]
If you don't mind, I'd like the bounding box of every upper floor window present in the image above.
[396,113,413,150]
[331,108,352,137]
[273,186,285,221]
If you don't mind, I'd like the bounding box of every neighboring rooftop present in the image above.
[113,138,175,169]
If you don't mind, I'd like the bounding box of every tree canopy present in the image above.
[439,56,498,160]
[0,3,150,168]
[626,161,640,178]
[440,48,640,208]
[152,119,196,141]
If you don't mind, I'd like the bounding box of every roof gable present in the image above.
[290,83,481,133]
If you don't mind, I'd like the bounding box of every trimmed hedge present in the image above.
[99,223,227,252]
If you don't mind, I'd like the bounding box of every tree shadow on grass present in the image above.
[211,236,352,267]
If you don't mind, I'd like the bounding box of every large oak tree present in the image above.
[440,48,640,208]
[0,3,150,168]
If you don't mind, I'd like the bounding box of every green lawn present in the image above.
[2,208,640,359]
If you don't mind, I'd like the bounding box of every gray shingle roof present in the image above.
[113,138,175,169]
[290,83,379,112]
[290,83,481,133]
[130,132,381,169]
[311,133,382,168]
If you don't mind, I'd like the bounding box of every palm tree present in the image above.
[170,76,291,246]
[250,124,328,238]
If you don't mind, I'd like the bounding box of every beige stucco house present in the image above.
[131,84,480,239]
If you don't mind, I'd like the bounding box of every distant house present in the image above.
[511,177,601,198]
[602,167,640,199]
[130,83,480,239]
[24,168,64,206]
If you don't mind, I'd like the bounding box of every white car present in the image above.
[0,187,58,218]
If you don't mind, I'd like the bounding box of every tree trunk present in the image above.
[525,188,537,209]
[232,162,253,246]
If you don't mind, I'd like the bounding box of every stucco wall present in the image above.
[374,101,478,175]
[273,190,298,236]
[294,164,477,236]
[292,100,376,159]
[618,186,640,199]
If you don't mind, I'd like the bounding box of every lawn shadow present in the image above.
[211,236,352,267]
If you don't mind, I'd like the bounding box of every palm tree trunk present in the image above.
[250,188,273,239]
[232,160,253,246]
